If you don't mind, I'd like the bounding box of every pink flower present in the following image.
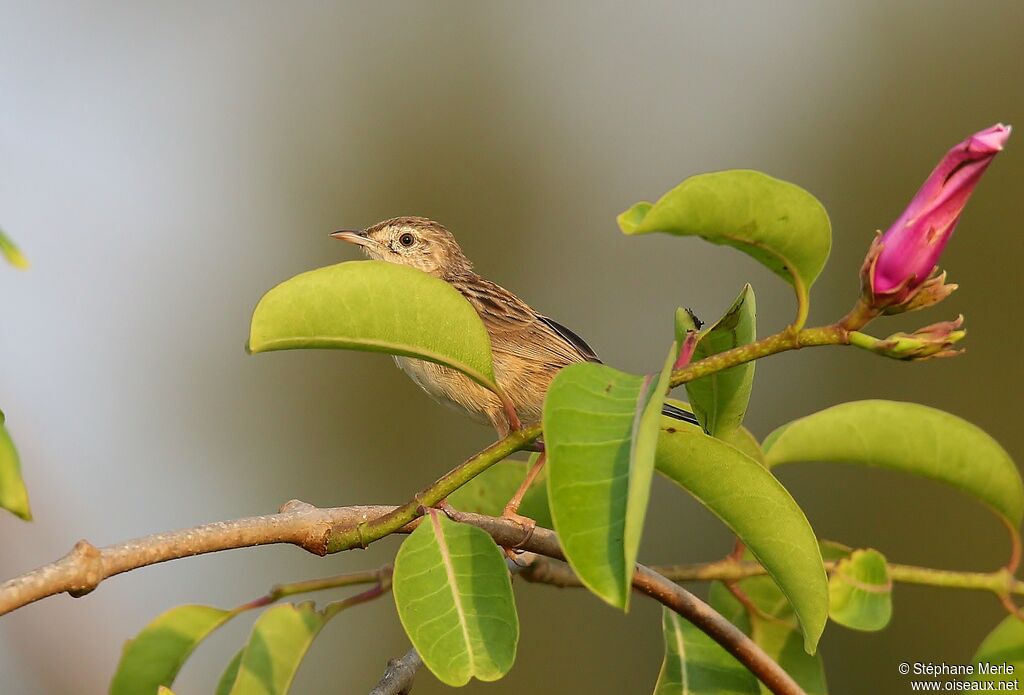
[870,124,1010,301]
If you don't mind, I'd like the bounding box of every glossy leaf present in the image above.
[720,426,766,467]
[685,285,757,437]
[710,580,828,695]
[228,602,325,695]
[674,307,701,345]
[656,426,827,653]
[618,170,831,301]
[763,400,1024,526]
[447,457,552,529]
[110,605,234,695]
[626,344,678,600]
[0,422,30,520]
[654,607,759,694]
[972,615,1024,690]
[828,549,892,632]
[393,510,518,686]
[544,347,674,610]
[215,650,243,695]
[249,260,496,389]
[0,227,28,269]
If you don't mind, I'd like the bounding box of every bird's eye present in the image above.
[398,233,415,247]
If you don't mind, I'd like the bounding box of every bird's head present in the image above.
[331,217,472,280]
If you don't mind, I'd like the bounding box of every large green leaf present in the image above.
[248,260,496,389]
[710,580,828,695]
[227,602,325,695]
[0,227,28,269]
[763,400,1024,527]
[447,457,552,529]
[215,650,243,695]
[656,426,827,653]
[654,607,759,695]
[685,285,757,437]
[0,421,30,520]
[392,510,518,686]
[544,346,675,611]
[828,549,892,632]
[618,170,831,301]
[110,605,234,695]
[972,616,1024,691]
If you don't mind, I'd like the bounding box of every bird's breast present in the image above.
[392,355,495,425]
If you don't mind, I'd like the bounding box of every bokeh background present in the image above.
[1,2,1022,693]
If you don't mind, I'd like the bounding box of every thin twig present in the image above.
[369,648,423,695]
[234,566,392,612]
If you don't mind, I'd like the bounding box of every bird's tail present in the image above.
[661,402,700,426]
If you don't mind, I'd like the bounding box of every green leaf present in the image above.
[618,170,831,302]
[0,227,28,269]
[674,307,701,344]
[685,285,757,437]
[656,426,827,653]
[972,615,1024,690]
[763,400,1024,527]
[828,549,892,632]
[447,457,552,529]
[544,345,675,611]
[110,605,234,695]
[248,260,496,389]
[710,581,828,695]
[0,421,30,520]
[392,510,518,686]
[654,607,759,695]
[720,426,766,467]
[215,650,243,695]
[228,602,325,695]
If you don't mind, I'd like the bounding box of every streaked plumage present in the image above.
[332,216,695,436]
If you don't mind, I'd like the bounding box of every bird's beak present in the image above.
[330,229,373,247]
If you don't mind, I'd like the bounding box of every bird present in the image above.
[332,216,697,525]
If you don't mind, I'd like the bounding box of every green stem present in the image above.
[234,565,392,612]
[326,426,539,552]
[654,560,1022,595]
[326,323,852,554]
[669,324,849,387]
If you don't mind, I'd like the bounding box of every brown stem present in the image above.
[439,508,805,695]
[369,648,423,695]
[0,500,397,615]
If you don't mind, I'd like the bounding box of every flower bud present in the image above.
[868,316,966,361]
[862,124,1010,310]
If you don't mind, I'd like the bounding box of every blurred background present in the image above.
[1,2,1022,693]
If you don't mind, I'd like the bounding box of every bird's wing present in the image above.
[455,277,599,366]
[535,314,601,363]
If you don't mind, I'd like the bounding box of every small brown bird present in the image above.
[332,216,696,522]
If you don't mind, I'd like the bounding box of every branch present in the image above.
[369,648,423,695]
[325,427,540,553]
[0,500,398,615]
[0,502,804,695]
[522,556,1024,596]
[668,324,849,388]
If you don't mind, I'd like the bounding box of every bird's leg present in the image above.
[498,392,523,433]
[502,452,546,549]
